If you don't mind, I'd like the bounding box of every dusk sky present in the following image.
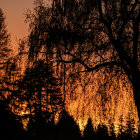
[0,0,34,49]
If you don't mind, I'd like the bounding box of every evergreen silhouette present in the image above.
[0,1,139,140]
[83,118,95,140]
[16,60,62,116]
[0,8,11,99]
[0,8,11,68]
[56,110,81,140]
[27,113,57,140]
[96,124,110,140]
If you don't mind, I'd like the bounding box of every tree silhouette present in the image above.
[96,124,110,140]
[25,0,140,115]
[19,0,140,139]
[0,8,11,100]
[56,110,81,140]
[28,0,140,118]
[0,8,11,67]
[109,124,116,140]
[83,118,95,140]
[0,99,27,140]
[0,8,27,140]
[14,59,63,130]
[50,0,140,118]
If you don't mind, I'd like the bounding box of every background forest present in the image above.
[0,0,139,140]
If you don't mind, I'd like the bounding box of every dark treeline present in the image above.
[0,0,139,140]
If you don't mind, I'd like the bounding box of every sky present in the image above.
[0,0,34,49]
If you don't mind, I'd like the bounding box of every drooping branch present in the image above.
[118,0,139,40]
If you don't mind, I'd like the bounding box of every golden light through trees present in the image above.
[0,0,139,139]
[16,0,140,136]
[65,70,139,135]
[18,67,139,135]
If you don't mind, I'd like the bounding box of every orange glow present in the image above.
[0,1,139,136]
[65,70,139,135]
[16,68,139,136]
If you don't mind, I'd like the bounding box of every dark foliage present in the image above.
[0,1,139,140]
[56,110,81,140]
[0,101,27,140]
[0,8,11,100]
[83,118,95,140]
[0,8,11,65]
[10,59,64,133]
[26,0,140,119]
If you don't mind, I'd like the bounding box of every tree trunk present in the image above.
[132,71,140,120]
[39,87,42,119]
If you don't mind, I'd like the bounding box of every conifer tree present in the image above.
[83,118,95,140]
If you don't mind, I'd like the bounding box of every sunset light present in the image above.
[0,0,139,140]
